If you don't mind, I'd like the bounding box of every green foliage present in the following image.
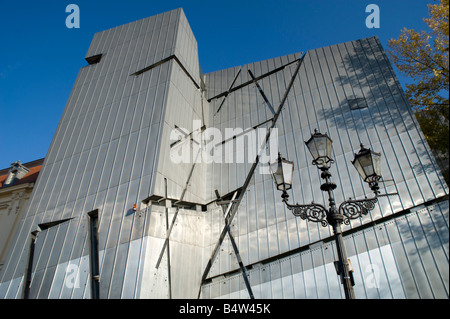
[387,0,449,185]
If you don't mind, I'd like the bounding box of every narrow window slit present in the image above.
[87,209,100,299]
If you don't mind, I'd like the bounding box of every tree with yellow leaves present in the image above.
[388,0,449,184]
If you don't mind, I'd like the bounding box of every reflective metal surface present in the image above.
[0,9,447,299]
[202,202,448,298]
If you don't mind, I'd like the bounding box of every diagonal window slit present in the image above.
[207,58,301,102]
[198,55,305,298]
[87,209,100,299]
[131,55,200,89]
[248,69,275,115]
[215,68,242,114]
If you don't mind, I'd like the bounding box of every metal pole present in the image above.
[330,221,355,299]
[321,166,355,299]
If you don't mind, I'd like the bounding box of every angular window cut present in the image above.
[21,218,72,299]
[85,53,103,65]
[348,97,368,110]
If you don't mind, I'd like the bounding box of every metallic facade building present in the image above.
[0,8,448,299]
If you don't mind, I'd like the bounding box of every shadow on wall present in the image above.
[321,38,442,186]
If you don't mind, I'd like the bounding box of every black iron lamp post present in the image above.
[271,129,394,299]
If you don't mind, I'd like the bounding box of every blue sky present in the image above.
[0,0,433,169]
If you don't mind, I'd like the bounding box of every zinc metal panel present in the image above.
[67,208,88,262]
[151,82,168,125]
[105,182,129,250]
[267,223,280,258]
[97,70,114,106]
[397,215,434,298]
[119,131,139,185]
[422,209,449,295]
[280,260,295,298]
[292,265,307,298]
[69,255,90,299]
[140,79,157,123]
[85,31,102,58]
[248,231,259,265]
[108,243,129,298]
[28,268,45,299]
[34,227,56,272]
[433,201,450,246]
[58,257,80,298]
[312,250,330,299]
[47,221,71,268]
[99,247,115,298]
[66,151,89,203]
[318,47,334,86]
[365,231,391,297]
[310,49,325,89]
[108,136,128,188]
[104,70,123,106]
[111,97,130,141]
[121,238,142,298]
[303,266,318,299]
[97,27,113,54]
[131,92,148,133]
[77,147,99,200]
[98,138,119,192]
[258,227,269,262]
[270,268,283,298]
[0,281,9,299]
[408,212,448,297]
[87,143,109,196]
[89,73,107,111]
[130,204,148,243]
[322,243,342,298]
[83,108,103,150]
[47,261,68,299]
[4,276,23,299]
[379,244,406,298]
[119,180,140,245]
[133,235,148,298]
[0,278,13,299]
[35,161,60,214]
[37,266,57,299]
[72,109,94,154]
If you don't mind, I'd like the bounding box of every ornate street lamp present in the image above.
[270,154,294,202]
[352,144,382,195]
[304,129,334,167]
[271,130,396,299]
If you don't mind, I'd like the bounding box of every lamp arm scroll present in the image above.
[283,196,329,227]
[338,193,398,225]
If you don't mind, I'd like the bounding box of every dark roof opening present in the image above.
[85,54,103,65]
[348,97,368,110]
